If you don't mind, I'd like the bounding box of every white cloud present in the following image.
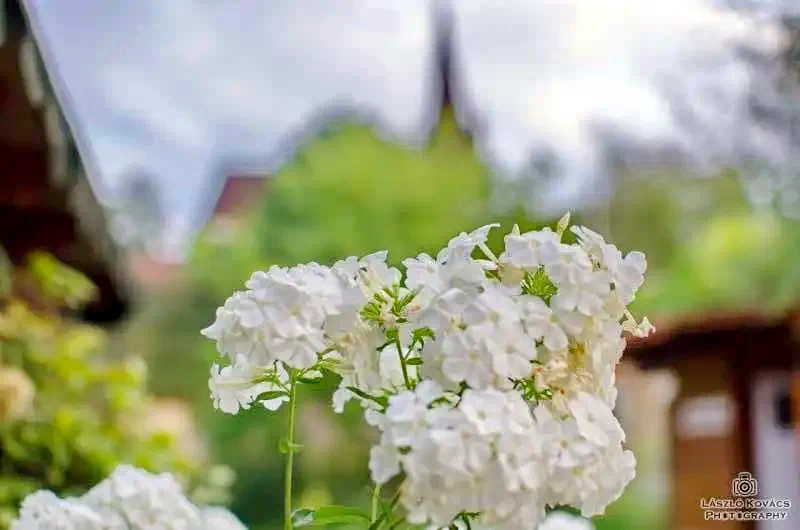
[23,0,800,248]
[24,0,436,253]
[451,0,798,213]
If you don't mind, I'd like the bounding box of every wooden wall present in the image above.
[670,353,750,530]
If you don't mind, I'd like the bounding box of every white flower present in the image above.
[569,392,625,448]
[487,323,536,382]
[460,388,508,434]
[415,380,446,404]
[431,225,499,292]
[550,271,611,318]
[12,492,104,530]
[209,356,277,415]
[571,226,647,305]
[261,363,291,411]
[201,292,270,364]
[203,263,349,376]
[371,385,549,530]
[403,253,444,293]
[359,251,402,292]
[271,331,325,369]
[327,322,415,412]
[521,297,569,351]
[89,466,200,529]
[537,511,594,530]
[331,387,351,414]
[536,397,635,518]
[539,241,593,286]
[462,286,519,327]
[623,315,656,338]
[500,227,560,269]
[536,406,594,470]
[13,466,246,530]
[201,507,248,530]
[438,224,499,264]
[440,328,494,389]
[369,442,402,485]
[416,288,471,335]
[615,251,647,303]
[201,220,652,527]
[335,251,401,301]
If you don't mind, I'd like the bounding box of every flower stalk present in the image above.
[284,370,298,530]
[395,335,413,390]
[370,484,381,523]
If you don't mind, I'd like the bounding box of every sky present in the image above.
[22,0,800,260]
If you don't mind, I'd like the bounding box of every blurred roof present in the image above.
[627,310,800,369]
[212,175,265,217]
[127,252,183,291]
[0,0,129,323]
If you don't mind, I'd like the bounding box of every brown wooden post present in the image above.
[791,311,800,450]
[670,354,749,530]
[793,363,800,451]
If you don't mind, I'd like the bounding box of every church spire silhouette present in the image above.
[434,0,454,109]
[432,1,475,142]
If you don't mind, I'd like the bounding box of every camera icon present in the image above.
[731,472,759,498]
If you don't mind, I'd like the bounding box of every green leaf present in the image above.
[411,327,435,342]
[387,518,406,530]
[314,506,371,524]
[372,491,403,530]
[260,390,289,400]
[278,437,304,454]
[404,357,423,366]
[295,506,371,528]
[384,328,399,343]
[346,387,389,409]
[556,211,571,238]
[368,512,387,530]
[521,267,558,303]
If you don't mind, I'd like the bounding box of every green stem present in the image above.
[388,516,406,530]
[370,484,382,522]
[395,337,412,389]
[284,371,298,530]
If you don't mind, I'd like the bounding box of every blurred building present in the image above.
[127,174,265,292]
[629,311,800,530]
[202,174,265,246]
[614,361,677,505]
[0,0,127,323]
[127,253,184,293]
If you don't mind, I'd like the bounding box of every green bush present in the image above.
[0,250,230,527]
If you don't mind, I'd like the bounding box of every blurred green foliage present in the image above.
[608,172,800,317]
[125,113,799,530]
[0,249,230,528]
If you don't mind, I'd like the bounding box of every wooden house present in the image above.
[201,174,266,247]
[0,0,128,322]
[627,311,800,530]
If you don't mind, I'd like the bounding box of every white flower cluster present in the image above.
[12,465,246,530]
[538,511,595,530]
[202,217,653,530]
[368,384,634,529]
